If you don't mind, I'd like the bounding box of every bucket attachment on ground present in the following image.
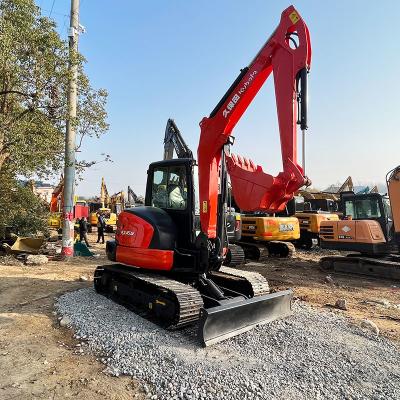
[198,289,293,346]
[8,237,44,254]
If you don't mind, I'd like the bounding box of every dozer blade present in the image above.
[198,289,292,346]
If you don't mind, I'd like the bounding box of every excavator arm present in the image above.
[198,5,311,238]
[127,186,144,206]
[50,177,64,212]
[164,118,193,160]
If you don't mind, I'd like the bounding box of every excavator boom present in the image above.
[164,118,193,160]
[198,5,311,238]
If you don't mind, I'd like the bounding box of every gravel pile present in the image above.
[56,288,400,400]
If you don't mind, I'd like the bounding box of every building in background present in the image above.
[32,182,54,204]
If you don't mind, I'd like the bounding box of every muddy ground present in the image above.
[0,233,399,399]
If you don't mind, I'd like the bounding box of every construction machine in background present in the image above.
[88,178,117,232]
[48,178,64,232]
[291,195,339,249]
[126,186,144,207]
[163,118,193,160]
[292,178,355,249]
[48,177,88,233]
[238,214,299,258]
[94,6,311,346]
[320,165,400,279]
[110,191,126,215]
[163,118,245,266]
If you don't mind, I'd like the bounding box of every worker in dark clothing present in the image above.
[79,217,90,247]
[96,212,106,244]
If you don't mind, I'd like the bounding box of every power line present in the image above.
[49,0,56,17]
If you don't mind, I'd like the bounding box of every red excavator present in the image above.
[94,5,311,346]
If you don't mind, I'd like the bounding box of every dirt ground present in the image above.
[0,232,145,400]
[1,234,400,399]
[242,249,400,342]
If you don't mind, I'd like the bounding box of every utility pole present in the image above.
[302,130,306,176]
[61,0,80,256]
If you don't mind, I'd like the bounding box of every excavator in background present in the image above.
[291,195,339,249]
[126,186,144,207]
[320,165,400,279]
[48,177,64,232]
[110,191,126,215]
[88,178,117,232]
[48,177,88,233]
[163,118,245,266]
[94,6,311,346]
[163,118,193,160]
[292,177,354,248]
[239,213,299,258]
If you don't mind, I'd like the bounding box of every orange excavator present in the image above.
[320,166,400,280]
[94,5,311,346]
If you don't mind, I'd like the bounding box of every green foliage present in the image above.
[0,0,109,178]
[0,0,109,235]
[0,168,49,236]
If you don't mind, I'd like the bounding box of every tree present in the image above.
[0,166,50,236]
[0,0,109,178]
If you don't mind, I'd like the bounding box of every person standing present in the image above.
[97,212,105,244]
[79,217,90,247]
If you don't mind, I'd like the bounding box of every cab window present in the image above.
[151,166,188,210]
[345,198,382,219]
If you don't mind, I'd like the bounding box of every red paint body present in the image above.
[197,5,311,238]
[115,211,174,271]
[74,204,89,218]
[117,246,174,270]
[116,211,154,248]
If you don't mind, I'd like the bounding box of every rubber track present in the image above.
[95,265,203,328]
[218,266,270,296]
[236,242,270,262]
[224,244,246,267]
[267,241,296,258]
[320,255,400,280]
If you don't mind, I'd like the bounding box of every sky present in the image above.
[38,1,400,197]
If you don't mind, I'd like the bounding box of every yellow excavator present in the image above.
[320,165,400,279]
[292,177,354,248]
[239,214,299,259]
[110,190,126,215]
[293,194,339,249]
[48,178,88,233]
[88,178,117,233]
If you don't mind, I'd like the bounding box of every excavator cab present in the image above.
[341,193,392,242]
[145,159,197,253]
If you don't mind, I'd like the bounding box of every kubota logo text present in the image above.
[222,70,258,118]
[120,230,135,236]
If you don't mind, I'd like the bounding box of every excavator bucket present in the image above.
[226,155,306,212]
[198,289,292,346]
[8,237,44,254]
